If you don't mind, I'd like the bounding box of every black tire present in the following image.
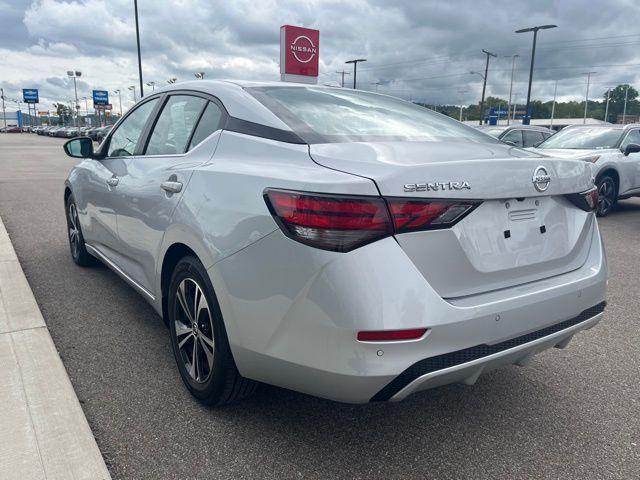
[596,175,617,217]
[65,193,99,266]
[168,256,257,406]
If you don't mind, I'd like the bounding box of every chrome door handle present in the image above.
[160,181,183,194]
[106,177,119,187]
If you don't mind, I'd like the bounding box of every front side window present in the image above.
[502,129,524,147]
[107,98,159,157]
[538,127,623,150]
[620,129,640,149]
[248,86,497,144]
[145,95,207,155]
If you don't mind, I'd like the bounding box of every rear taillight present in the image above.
[264,189,480,252]
[264,189,393,252]
[386,198,480,233]
[565,187,598,212]
[357,328,428,342]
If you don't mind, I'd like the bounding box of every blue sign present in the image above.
[93,90,109,106]
[22,89,39,104]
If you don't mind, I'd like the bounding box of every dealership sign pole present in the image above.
[23,89,39,127]
[280,25,319,84]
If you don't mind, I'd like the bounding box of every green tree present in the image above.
[603,84,639,122]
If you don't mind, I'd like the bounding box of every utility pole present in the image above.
[515,24,557,125]
[604,87,611,123]
[345,59,367,89]
[623,84,630,123]
[550,80,558,129]
[335,70,350,87]
[114,90,123,117]
[1,88,6,128]
[582,71,596,124]
[474,49,497,125]
[134,0,144,97]
[505,54,519,125]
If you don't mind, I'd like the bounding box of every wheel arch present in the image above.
[160,242,199,326]
[595,167,620,195]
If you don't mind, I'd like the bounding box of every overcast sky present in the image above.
[1,0,640,112]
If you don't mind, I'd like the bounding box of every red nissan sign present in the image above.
[280,25,319,83]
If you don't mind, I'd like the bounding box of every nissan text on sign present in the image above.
[280,25,319,84]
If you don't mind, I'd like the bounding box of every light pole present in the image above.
[67,70,82,127]
[582,71,596,124]
[504,54,519,125]
[113,89,123,117]
[550,80,558,129]
[145,81,156,91]
[134,0,144,97]
[458,89,468,121]
[470,70,487,125]
[623,84,630,123]
[194,72,205,80]
[128,85,137,102]
[336,70,350,87]
[604,87,612,123]
[370,82,381,92]
[345,59,367,89]
[167,77,177,84]
[1,88,6,128]
[515,24,557,125]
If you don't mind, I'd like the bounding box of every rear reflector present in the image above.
[565,187,598,212]
[264,189,481,252]
[357,328,428,342]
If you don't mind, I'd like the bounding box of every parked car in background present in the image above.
[95,125,113,142]
[532,124,640,216]
[479,125,554,148]
[62,81,606,406]
[1,126,23,133]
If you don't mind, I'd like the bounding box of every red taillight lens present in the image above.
[357,328,428,342]
[264,189,393,252]
[585,187,598,211]
[264,189,480,252]
[386,198,480,233]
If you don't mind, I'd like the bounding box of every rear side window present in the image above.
[189,102,223,150]
[502,129,524,147]
[145,95,207,155]
[522,130,544,147]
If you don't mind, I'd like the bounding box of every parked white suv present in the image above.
[532,124,640,216]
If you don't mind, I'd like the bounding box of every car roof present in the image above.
[563,123,640,130]
[478,125,552,133]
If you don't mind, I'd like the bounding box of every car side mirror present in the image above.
[63,136,95,159]
[623,143,640,156]
[503,140,517,147]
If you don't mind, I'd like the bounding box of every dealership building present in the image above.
[1,110,23,127]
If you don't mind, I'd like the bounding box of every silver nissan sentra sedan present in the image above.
[62,80,607,405]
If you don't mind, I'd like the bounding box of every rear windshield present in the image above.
[539,127,623,149]
[247,86,497,144]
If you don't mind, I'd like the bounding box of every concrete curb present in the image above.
[0,216,111,480]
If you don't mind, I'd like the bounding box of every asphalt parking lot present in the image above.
[0,133,638,480]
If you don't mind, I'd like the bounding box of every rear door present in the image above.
[113,93,225,292]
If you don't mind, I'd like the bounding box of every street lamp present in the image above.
[370,82,381,92]
[515,24,557,125]
[167,77,177,84]
[128,85,137,102]
[504,54,519,125]
[67,70,82,127]
[194,72,205,80]
[145,81,156,91]
[113,89,123,117]
[582,71,597,124]
[345,59,367,89]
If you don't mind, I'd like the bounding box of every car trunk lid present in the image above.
[310,140,595,298]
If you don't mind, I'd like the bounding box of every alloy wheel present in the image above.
[174,278,215,383]
[68,202,80,258]
[597,178,615,216]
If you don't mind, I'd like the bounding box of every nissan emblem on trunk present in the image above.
[532,166,551,192]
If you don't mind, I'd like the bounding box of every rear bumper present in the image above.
[209,218,607,404]
[375,302,605,401]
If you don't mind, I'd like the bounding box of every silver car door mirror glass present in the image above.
[63,137,95,159]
